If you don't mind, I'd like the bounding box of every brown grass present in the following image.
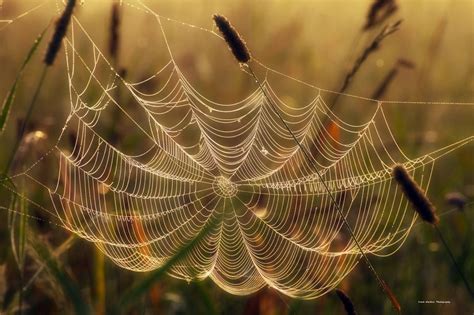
[44,0,76,66]
[212,14,251,64]
[392,164,439,225]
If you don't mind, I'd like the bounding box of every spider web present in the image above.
[1,0,473,299]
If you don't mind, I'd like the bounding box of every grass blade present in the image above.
[29,235,91,315]
[23,235,76,291]
[116,217,219,312]
[93,247,106,315]
[0,26,48,133]
[191,280,217,315]
[1,176,17,263]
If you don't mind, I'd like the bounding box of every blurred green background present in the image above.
[0,0,473,314]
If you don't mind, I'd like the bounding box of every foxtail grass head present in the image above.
[213,14,251,64]
[392,164,439,225]
[44,0,76,66]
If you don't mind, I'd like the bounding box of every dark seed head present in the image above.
[109,2,121,60]
[44,0,76,66]
[364,0,398,30]
[335,289,357,315]
[213,14,251,64]
[445,192,467,211]
[392,164,439,225]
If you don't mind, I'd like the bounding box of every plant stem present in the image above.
[247,65,400,312]
[2,65,48,315]
[434,225,474,298]
[2,66,48,176]
[94,246,106,315]
[18,175,27,315]
[23,235,76,291]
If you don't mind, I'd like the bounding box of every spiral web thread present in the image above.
[1,0,473,299]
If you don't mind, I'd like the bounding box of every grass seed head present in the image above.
[44,0,76,66]
[364,0,398,30]
[109,2,121,60]
[393,164,439,225]
[213,14,251,64]
[445,192,467,211]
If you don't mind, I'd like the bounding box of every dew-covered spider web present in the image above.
[1,0,474,299]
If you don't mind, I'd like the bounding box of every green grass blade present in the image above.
[288,298,303,315]
[29,236,91,315]
[24,235,76,291]
[0,26,48,133]
[18,185,27,268]
[0,177,17,264]
[116,216,220,312]
[17,179,27,315]
[192,280,217,315]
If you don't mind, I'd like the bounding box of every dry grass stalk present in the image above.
[382,280,401,313]
[213,14,251,64]
[392,169,473,297]
[392,164,439,225]
[416,16,447,93]
[372,67,397,100]
[109,2,121,61]
[371,58,415,100]
[335,289,357,315]
[397,58,415,69]
[44,0,76,66]
[339,19,402,95]
[364,0,398,30]
[213,14,400,312]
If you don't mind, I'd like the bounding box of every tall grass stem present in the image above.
[2,66,48,176]
[247,66,400,313]
[434,225,474,298]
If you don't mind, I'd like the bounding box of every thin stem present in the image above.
[1,65,47,315]
[94,246,106,315]
[18,174,27,315]
[320,21,401,132]
[2,66,48,176]
[18,272,23,315]
[433,225,474,298]
[22,235,76,291]
[247,65,399,311]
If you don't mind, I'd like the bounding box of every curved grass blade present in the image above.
[0,235,77,313]
[288,298,303,315]
[116,217,220,312]
[0,25,48,133]
[9,177,27,269]
[24,235,76,291]
[194,282,217,315]
[29,235,91,315]
[1,176,17,263]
